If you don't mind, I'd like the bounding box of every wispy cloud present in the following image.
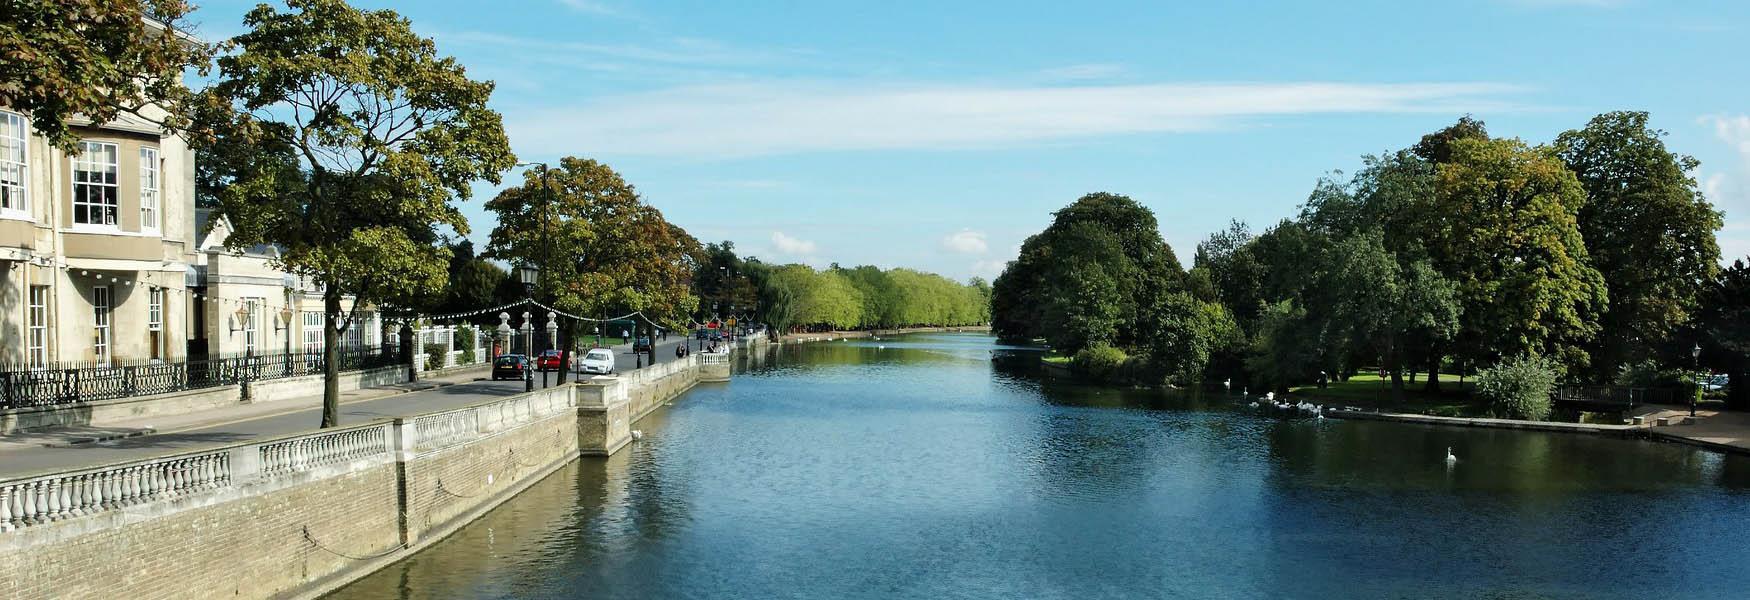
[942,229,989,254]
[506,80,1526,158]
[771,231,818,255]
[1701,115,1750,262]
[438,30,797,67]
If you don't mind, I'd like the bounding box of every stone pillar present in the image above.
[575,376,632,456]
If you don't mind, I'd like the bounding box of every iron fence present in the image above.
[0,346,403,410]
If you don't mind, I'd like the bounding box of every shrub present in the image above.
[456,328,477,364]
[1476,354,1561,421]
[423,342,447,370]
[1071,344,1128,381]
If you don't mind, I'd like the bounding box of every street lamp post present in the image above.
[521,311,534,392]
[1693,343,1703,418]
[545,312,558,388]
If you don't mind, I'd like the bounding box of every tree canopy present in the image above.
[485,157,701,331]
[1,0,212,152]
[191,0,515,427]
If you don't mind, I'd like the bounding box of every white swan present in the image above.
[1264,392,1275,402]
[1249,401,1259,408]
[1445,447,1457,464]
[631,430,645,441]
[1223,378,1232,389]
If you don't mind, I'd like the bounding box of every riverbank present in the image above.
[1323,403,1750,457]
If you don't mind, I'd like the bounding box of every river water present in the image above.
[328,333,1750,599]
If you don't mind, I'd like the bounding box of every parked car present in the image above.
[1705,374,1729,392]
[576,348,615,375]
[536,349,564,371]
[710,331,724,342]
[491,354,530,380]
[634,337,653,352]
[695,329,710,340]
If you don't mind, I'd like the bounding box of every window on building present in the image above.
[139,147,159,232]
[93,286,111,364]
[73,141,119,226]
[28,285,47,368]
[242,298,262,356]
[148,287,164,360]
[0,111,25,214]
[303,311,323,354]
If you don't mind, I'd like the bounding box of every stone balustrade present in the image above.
[0,450,232,532]
[257,423,392,478]
[412,386,574,454]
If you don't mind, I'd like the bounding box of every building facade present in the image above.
[0,106,197,368]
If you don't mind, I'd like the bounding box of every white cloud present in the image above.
[506,80,1524,158]
[771,231,817,255]
[942,229,989,254]
[1701,115,1750,262]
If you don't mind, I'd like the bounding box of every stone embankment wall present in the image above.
[0,354,715,600]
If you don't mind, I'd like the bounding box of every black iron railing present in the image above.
[1554,384,1683,408]
[0,346,402,410]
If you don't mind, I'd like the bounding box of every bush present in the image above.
[1476,354,1561,421]
[1071,344,1128,381]
[456,328,477,364]
[423,342,447,370]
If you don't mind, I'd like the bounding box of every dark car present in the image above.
[634,337,653,352]
[710,331,724,342]
[536,349,564,371]
[492,354,530,380]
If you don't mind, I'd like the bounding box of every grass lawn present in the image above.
[1290,372,1486,417]
[1042,355,1071,365]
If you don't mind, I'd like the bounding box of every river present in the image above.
[327,332,1750,599]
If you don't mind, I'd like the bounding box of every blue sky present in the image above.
[190,0,1750,281]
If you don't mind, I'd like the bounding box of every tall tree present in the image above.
[485,157,701,332]
[1419,137,1606,368]
[192,0,515,427]
[2,0,212,152]
[1554,111,1723,381]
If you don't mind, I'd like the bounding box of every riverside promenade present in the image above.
[0,339,730,600]
[1328,402,1750,456]
[0,336,689,478]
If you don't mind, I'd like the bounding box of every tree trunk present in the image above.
[1729,369,1748,411]
[1423,352,1442,394]
[320,289,341,428]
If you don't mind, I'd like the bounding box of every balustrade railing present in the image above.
[258,424,391,477]
[0,451,231,532]
[413,388,574,454]
[0,346,402,410]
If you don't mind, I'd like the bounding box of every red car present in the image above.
[536,349,565,371]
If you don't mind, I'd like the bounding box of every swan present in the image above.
[1223,379,1232,389]
[1264,392,1275,402]
[1248,401,1259,408]
[1445,447,1457,464]
[631,430,645,441]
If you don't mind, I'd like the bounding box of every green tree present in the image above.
[192,0,514,428]
[1700,259,1750,409]
[992,192,1185,352]
[1419,137,1607,369]
[485,157,701,332]
[2,0,212,152]
[1554,111,1724,381]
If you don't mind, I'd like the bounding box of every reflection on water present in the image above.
[329,333,1750,599]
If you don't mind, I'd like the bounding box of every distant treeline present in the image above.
[692,242,991,333]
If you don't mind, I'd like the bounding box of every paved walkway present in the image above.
[1634,405,1750,455]
[0,335,708,479]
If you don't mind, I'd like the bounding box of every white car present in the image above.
[576,348,616,375]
